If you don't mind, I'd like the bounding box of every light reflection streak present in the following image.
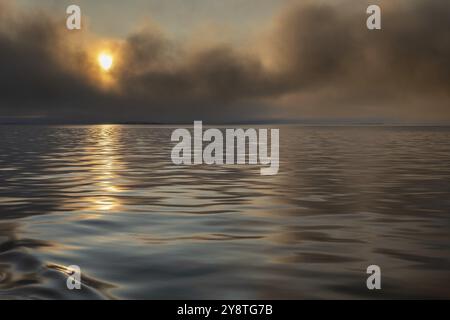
[87,125,121,213]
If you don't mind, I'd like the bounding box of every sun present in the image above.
[98,52,113,71]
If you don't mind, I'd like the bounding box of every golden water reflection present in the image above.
[85,125,122,213]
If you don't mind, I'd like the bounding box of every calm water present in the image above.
[0,125,449,299]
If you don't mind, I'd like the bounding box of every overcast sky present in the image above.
[1,0,449,123]
[16,0,281,40]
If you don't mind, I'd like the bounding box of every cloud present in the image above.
[0,0,449,123]
[0,2,102,115]
[264,0,450,121]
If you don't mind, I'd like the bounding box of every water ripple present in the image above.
[0,125,450,299]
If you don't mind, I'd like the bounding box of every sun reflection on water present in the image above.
[87,125,122,213]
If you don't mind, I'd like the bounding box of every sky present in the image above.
[16,0,281,40]
[1,0,449,124]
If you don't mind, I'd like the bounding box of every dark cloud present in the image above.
[266,0,450,121]
[0,4,103,116]
[0,0,449,123]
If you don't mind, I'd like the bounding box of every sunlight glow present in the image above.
[98,53,113,71]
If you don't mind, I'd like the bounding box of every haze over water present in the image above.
[0,125,449,299]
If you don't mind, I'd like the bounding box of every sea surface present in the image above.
[0,125,449,299]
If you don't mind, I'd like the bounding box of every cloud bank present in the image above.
[0,0,449,123]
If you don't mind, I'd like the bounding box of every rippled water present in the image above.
[0,125,449,299]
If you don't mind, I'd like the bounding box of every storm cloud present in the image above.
[0,0,449,123]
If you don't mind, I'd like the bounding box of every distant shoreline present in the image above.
[1,122,450,127]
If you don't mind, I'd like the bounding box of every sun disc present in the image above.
[98,53,113,71]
